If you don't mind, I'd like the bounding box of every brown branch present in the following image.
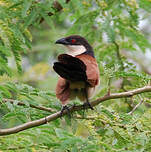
[2,98,55,113]
[1,86,151,136]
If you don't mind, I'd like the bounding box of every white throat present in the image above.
[65,45,86,56]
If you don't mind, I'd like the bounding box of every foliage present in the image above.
[0,0,151,151]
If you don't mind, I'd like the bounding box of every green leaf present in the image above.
[23,9,38,29]
[22,0,32,17]
[55,128,73,139]
[5,102,14,111]
[0,85,11,98]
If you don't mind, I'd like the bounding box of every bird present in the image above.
[53,35,100,114]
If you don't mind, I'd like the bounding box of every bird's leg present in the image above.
[60,105,71,118]
[83,84,94,110]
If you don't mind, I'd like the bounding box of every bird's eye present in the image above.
[71,39,76,43]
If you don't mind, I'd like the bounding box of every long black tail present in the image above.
[53,54,87,81]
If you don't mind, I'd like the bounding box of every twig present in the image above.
[113,41,124,71]
[0,86,151,136]
[128,95,144,115]
[2,98,55,113]
[114,42,128,91]
[113,41,126,90]
[106,77,111,95]
[113,41,128,89]
[113,41,134,109]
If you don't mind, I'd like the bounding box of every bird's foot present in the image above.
[60,105,71,118]
[83,102,94,110]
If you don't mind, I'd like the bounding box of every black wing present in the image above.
[53,54,87,81]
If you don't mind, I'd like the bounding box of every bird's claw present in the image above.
[83,102,94,110]
[60,105,71,118]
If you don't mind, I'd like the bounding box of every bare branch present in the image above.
[2,98,55,113]
[1,86,151,136]
[128,95,144,115]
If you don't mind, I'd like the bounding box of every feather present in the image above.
[76,54,100,87]
[53,54,87,81]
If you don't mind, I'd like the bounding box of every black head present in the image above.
[55,35,94,57]
[55,35,92,50]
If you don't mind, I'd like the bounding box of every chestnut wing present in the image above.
[76,54,100,87]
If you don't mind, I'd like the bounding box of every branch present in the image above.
[113,41,124,71]
[113,41,127,91]
[2,98,55,113]
[128,95,144,115]
[1,86,151,136]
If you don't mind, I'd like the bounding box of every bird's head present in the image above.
[55,35,93,56]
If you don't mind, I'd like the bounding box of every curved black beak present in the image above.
[55,38,68,45]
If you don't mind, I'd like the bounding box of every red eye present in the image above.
[71,39,76,43]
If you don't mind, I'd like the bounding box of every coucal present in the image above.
[53,35,100,113]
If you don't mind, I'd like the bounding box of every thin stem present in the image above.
[113,41,124,71]
[128,95,144,115]
[113,41,134,109]
[2,98,55,113]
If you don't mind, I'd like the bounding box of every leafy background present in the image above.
[0,0,151,151]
